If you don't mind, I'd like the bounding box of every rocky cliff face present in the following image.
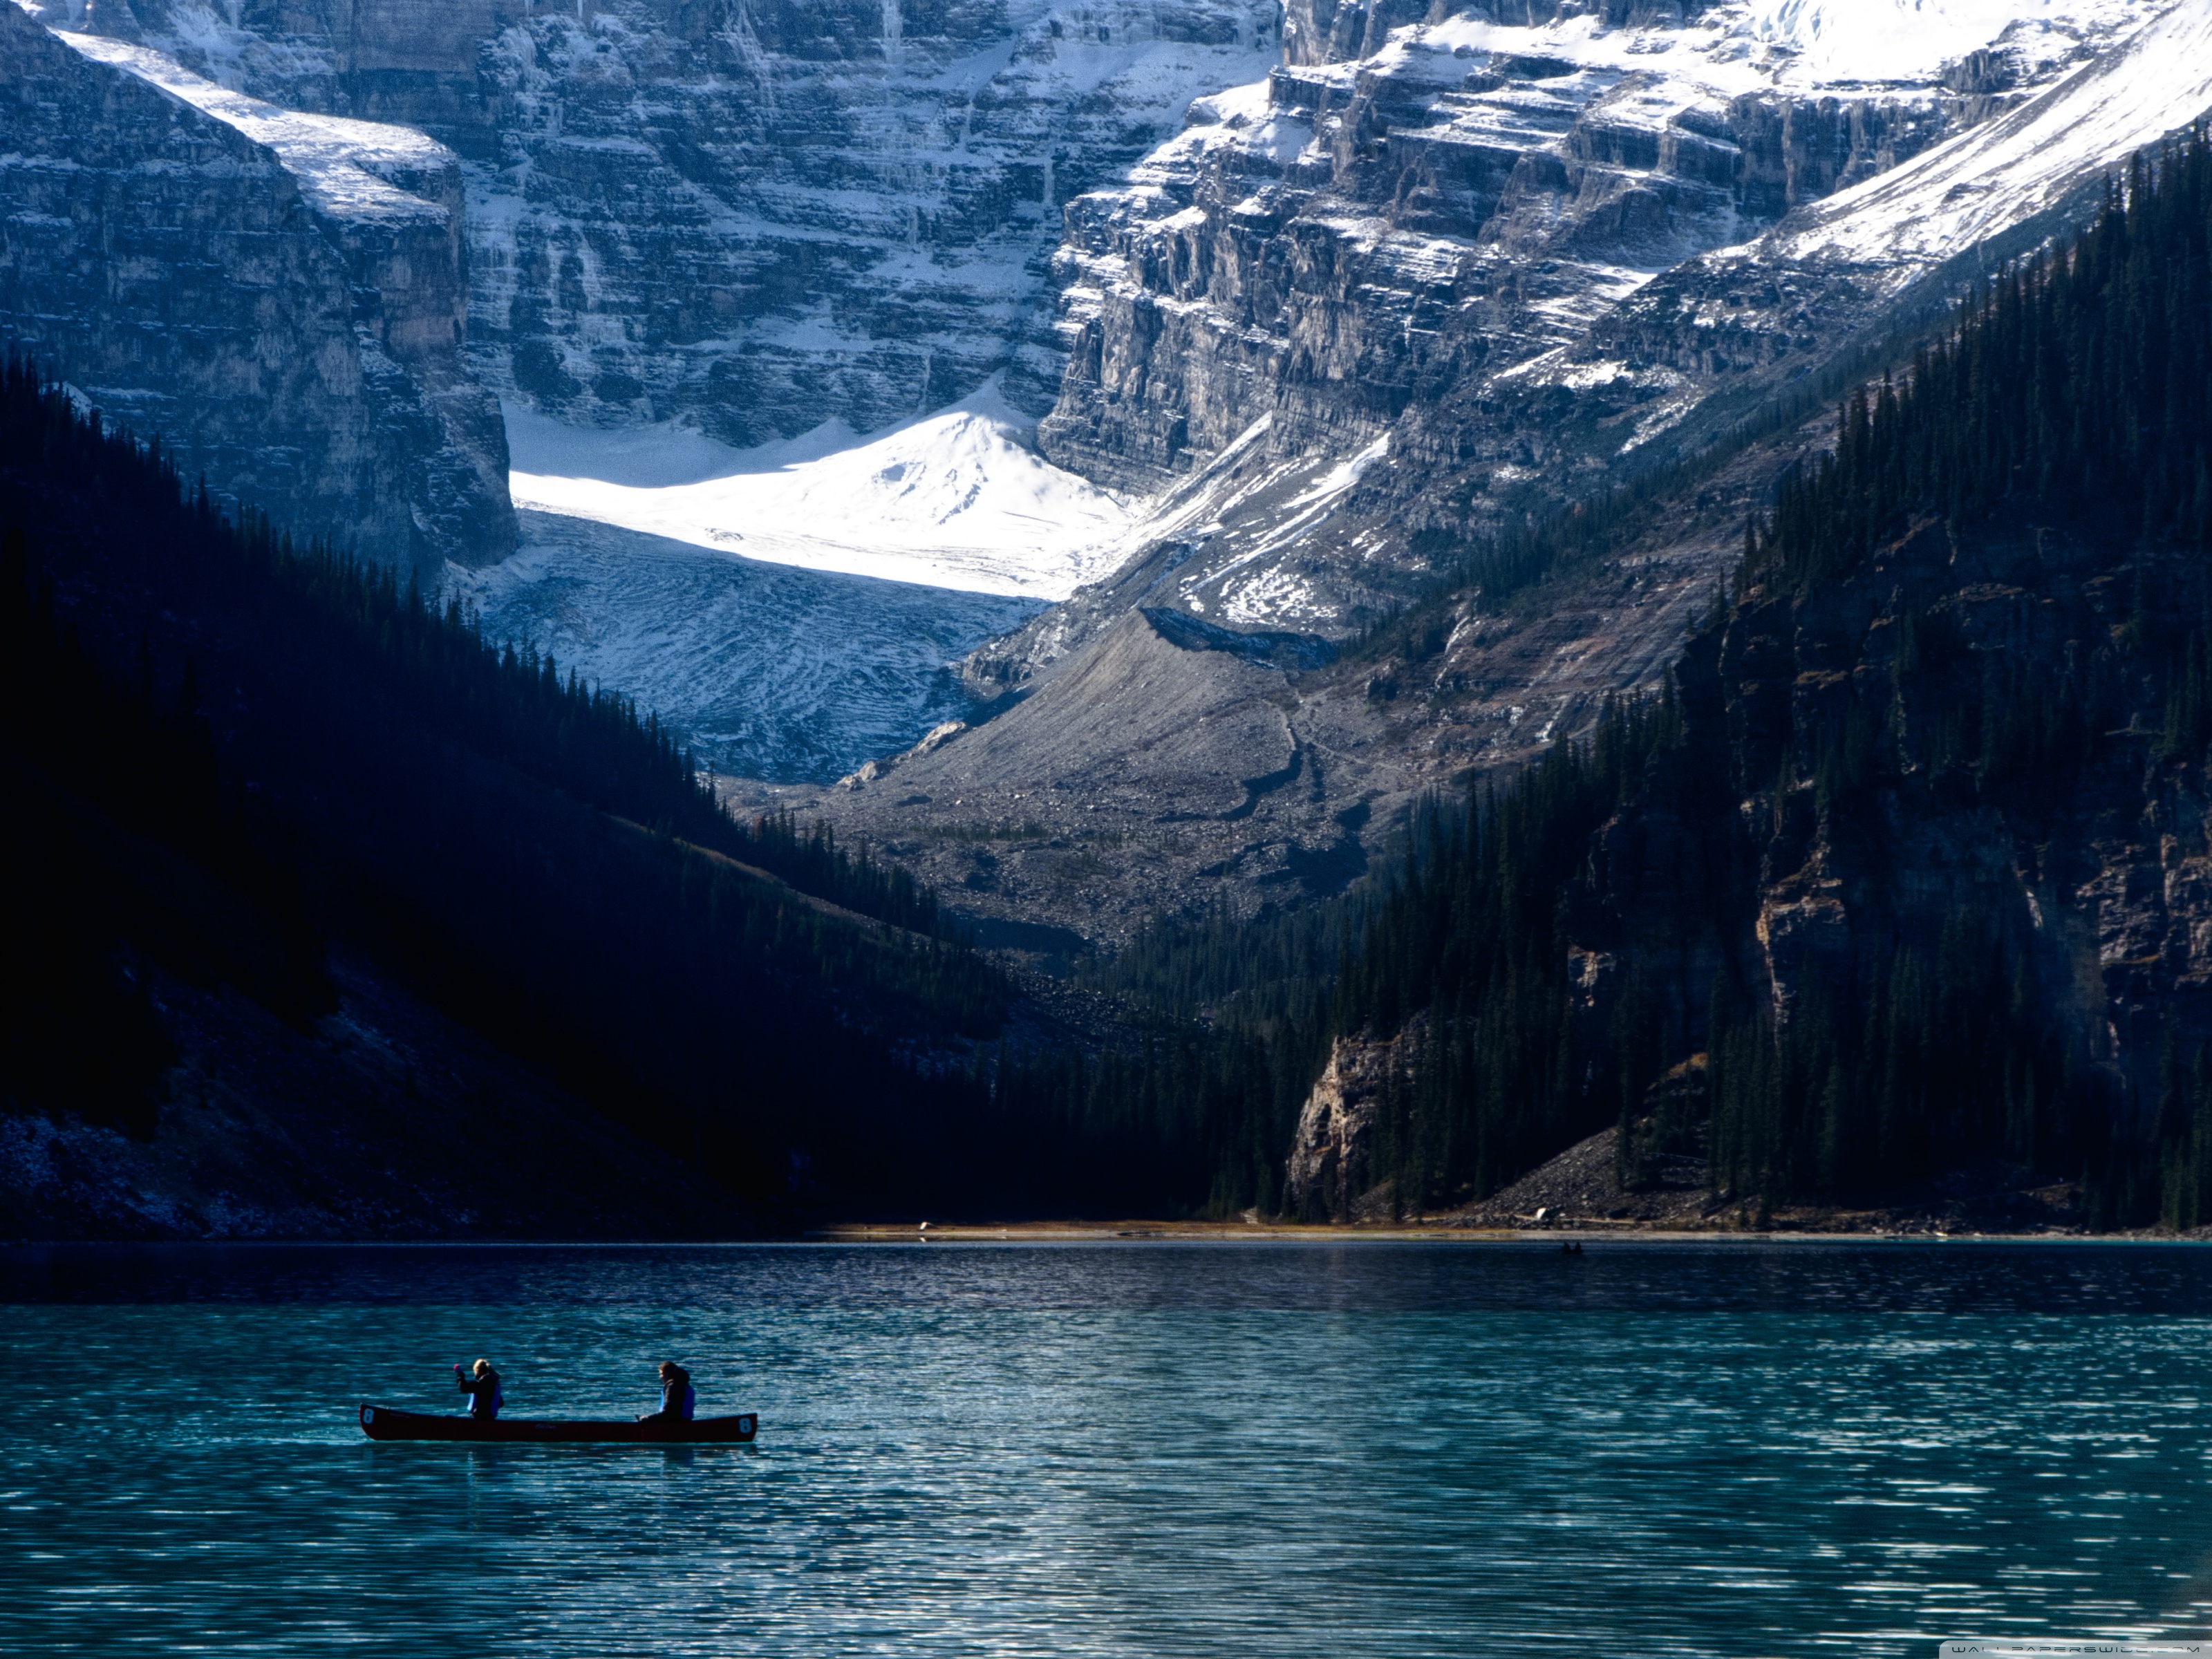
[954,0,2206,696]
[1676,526,2211,1103]
[799,0,2212,946]
[1383,0,2212,545]
[83,0,1286,445]
[1285,1011,1422,1219]
[1031,0,2167,628]
[0,6,513,570]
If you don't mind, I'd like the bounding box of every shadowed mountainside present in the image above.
[0,4,513,571]
[0,362,1019,1237]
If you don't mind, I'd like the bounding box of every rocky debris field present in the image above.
[807,401,1819,946]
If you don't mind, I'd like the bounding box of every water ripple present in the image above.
[1,1241,2208,1656]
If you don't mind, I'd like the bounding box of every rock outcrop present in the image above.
[0,8,514,570]
[1285,1013,1423,1219]
[1514,492,2212,1179]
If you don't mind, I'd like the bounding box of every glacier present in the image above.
[454,510,1040,784]
[471,377,1128,780]
[465,379,1134,779]
[56,32,460,225]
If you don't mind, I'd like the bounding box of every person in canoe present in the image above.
[635,1360,694,1425]
[454,1358,504,1421]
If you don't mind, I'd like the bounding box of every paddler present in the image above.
[635,1360,694,1424]
[454,1358,504,1420]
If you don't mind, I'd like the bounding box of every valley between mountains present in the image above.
[6,0,2212,1237]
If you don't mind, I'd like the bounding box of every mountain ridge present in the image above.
[814,0,2212,944]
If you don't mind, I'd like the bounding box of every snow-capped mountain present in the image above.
[1371,0,2212,559]
[1026,0,2187,649]
[9,0,2209,809]
[40,0,1284,445]
[1049,0,2158,491]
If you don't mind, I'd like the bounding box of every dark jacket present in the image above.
[643,1367,693,1422]
[457,1368,503,1419]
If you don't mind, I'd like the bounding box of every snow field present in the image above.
[505,375,1138,601]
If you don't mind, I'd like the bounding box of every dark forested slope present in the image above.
[1286,136,2212,1230]
[1061,135,2212,1232]
[0,365,1007,1235]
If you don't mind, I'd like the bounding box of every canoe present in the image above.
[358,1403,758,1443]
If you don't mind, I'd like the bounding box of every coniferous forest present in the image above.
[8,133,2212,1230]
[0,362,1010,1219]
[1057,131,2212,1230]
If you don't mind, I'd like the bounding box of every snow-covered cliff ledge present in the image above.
[0,5,512,570]
[57,0,1289,449]
[1039,0,2163,503]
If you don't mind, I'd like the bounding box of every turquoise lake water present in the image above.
[2,1240,2209,1656]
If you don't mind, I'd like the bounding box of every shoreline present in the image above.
[806,1221,2212,1244]
[5,1226,2208,1248]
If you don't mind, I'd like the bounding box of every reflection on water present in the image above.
[2,1241,2208,1656]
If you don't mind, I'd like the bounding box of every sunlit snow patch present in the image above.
[1730,0,2149,84]
[1770,0,2212,270]
[53,33,456,225]
[1397,0,2150,109]
[506,376,1136,601]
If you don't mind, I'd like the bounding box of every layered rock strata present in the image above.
[79,0,1286,444]
[1033,0,2164,633]
[805,1,2212,945]
[1384,0,2212,546]
[0,8,513,570]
